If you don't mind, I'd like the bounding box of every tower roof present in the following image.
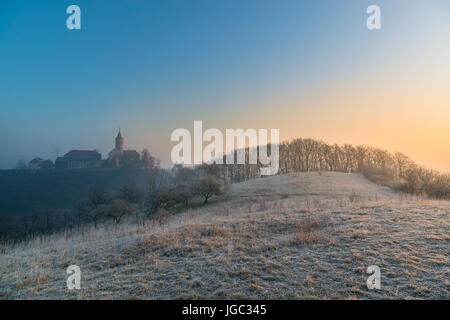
[116,129,123,139]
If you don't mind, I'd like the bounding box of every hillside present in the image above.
[0,169,153,216]
[0,172,448,299]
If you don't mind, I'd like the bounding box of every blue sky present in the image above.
[1,1,449,171]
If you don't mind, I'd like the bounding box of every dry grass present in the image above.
[0,172,448,300]
[291,215,329,245]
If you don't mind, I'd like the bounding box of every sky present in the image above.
[0,0,449,172]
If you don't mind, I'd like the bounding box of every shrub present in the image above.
[146,186,176,215]
[120,183,143,204]
[349,189,360,202]
[105,199,137,225]
[154,208,170,226]
[172,183,195,206]
[194,175,223,204]
[292,215,325,245]
[361,166,397,186]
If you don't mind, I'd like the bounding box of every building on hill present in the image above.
[115,130,124,153]
[122,150,141,167]
[55,150,102,169]
[108,130,142,168]
[28,157,43,169]
[141,149,156,168]
[28,158,54,170]
[51,130,157,170]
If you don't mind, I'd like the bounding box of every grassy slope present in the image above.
[0,172,448,299]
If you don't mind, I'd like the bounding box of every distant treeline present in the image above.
[208,138,450,199]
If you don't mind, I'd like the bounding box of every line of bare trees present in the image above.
[202,138,450,199]
[0,184,142,243]
[145,167,223,214]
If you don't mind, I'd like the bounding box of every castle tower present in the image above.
[115,130,124,153]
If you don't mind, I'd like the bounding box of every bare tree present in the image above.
[88,186,109,208]
[105,199,137,226]
[120,183,142,204]
[195,175,222,204]
[86,187,109,228]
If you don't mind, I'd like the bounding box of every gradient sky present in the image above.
[0,0,449,171]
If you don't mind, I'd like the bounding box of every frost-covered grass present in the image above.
[1,172,448,299]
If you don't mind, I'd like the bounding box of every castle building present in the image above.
[55,150,102,169]
[52,130,153,170]
[115,130,124,153]
[28,158,54,170]
[108,130,141,168]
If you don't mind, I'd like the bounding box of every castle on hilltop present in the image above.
[108,130,142,168]
[51,130,156,170]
